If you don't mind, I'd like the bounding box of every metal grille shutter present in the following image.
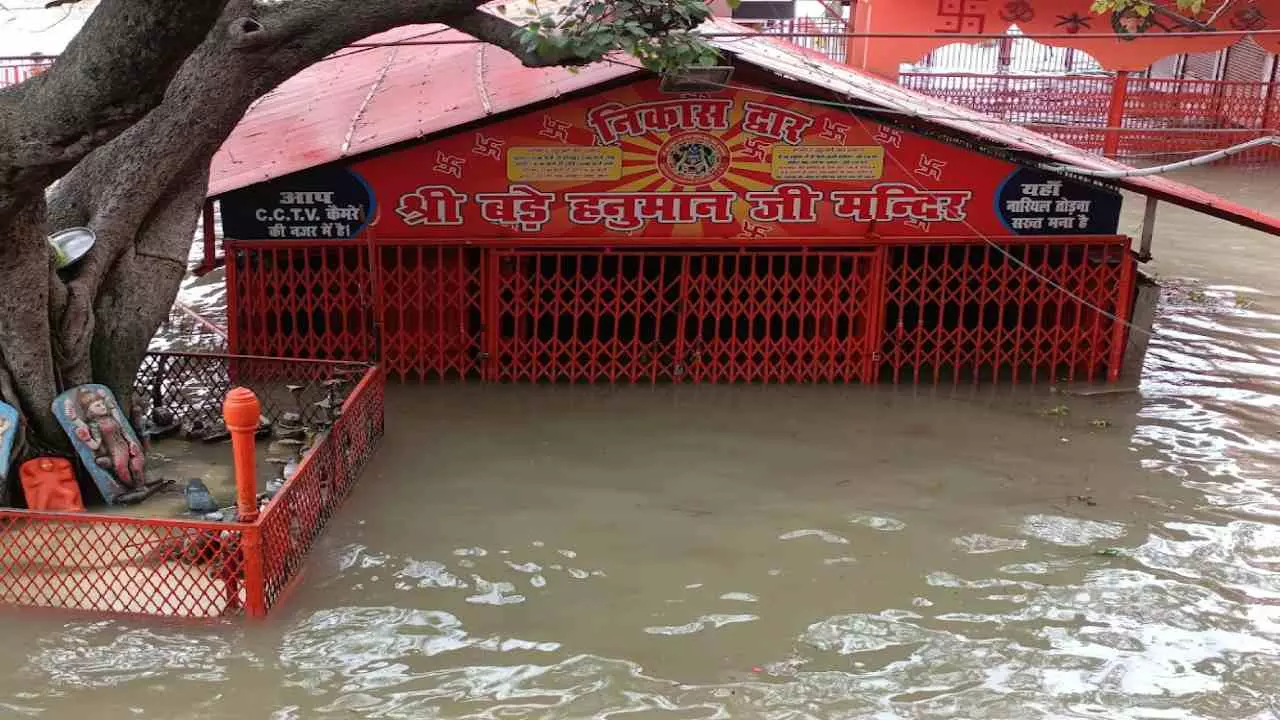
[1222,39,1270,83]
[1181,50,1223,80]
[1148,54,1181,79]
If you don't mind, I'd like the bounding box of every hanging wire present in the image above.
[1040,136,1280,176]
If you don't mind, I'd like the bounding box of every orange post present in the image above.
[1103,70,1130,158]
[223,387,266,617]
[222,387,261,523]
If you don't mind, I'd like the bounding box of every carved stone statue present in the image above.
[0,401,17,486]
[53,384,146,503]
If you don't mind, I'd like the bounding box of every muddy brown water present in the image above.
[5,166,1280,718]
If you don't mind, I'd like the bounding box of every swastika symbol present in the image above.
[915,155,947,181]
[433,151,465,178]
[740,136,772,162]
[936,0,988,33]
[737,220,772,240]
[874,126,903,149]
[539,115,572,143]
[472,133,505,160]
[904,218,933,232]
[820,118,851,144]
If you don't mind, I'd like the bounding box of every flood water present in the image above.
[8,165,1280,718]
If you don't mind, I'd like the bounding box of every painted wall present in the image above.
[850,0,1280,76]
[220,78,1121,243]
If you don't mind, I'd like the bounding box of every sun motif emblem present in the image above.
[657,132,731,186]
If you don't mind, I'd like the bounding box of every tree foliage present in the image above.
[515,0,728,73]
[1088,0,1208,19]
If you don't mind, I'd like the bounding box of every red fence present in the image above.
[880,240,1134,385]
[899,72,1280,162]
[228,238,1136,386]
[0,57,53,88]
[0,353,383,618]
[751,17,852,66]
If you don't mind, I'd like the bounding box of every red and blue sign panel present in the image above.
[220,78,1121,242]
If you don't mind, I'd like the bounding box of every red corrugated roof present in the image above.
[208,18,1280,237]
[209,25,638,196]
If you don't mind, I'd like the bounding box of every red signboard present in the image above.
[220,78,1121,242]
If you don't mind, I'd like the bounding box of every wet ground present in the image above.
[2,165,1279,718]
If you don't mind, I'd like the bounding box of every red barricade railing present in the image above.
[0,353,384,619]
[0,57,53,88]
[258,365,384,611]
[228,238,1135,386]
[899,72,1280,163]
[750,17,851,65]
[150,300,229,354]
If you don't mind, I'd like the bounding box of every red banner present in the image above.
[221,78,1121,242]
[853,0,1280,76]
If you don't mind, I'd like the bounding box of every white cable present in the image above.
[1040,136,1280,177]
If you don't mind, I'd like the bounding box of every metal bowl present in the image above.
[48,226,96,269]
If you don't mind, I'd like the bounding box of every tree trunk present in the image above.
[0,204,64,502]
[0,0,610,502]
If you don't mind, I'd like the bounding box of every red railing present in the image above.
[741,24,1279,163]
[0,56,54,88]
[151,300,229,353]
[0,352,383,619]
[228,238,1136,386]
[751,17,852,65]
[258,363,384,610]
[899,72,1280,162]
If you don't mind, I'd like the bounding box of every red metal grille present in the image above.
[898,73,1114,129]
[379,246,484,381]
[230,244,485,381]
[491,250,880,384]
[0,515,245,617]
[491,251,683,383]
[228,244,377,363]
[259,366,385,610]
[879,239,1135,384]
[134,352,370,430]
[680,252,880,383]
[0,354,383,620]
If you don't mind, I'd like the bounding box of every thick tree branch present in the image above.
[0,0,228,207]
[46,0,501,391]
[451,9,593,67]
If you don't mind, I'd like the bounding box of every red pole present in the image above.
[997,36,1013,73]
[1261,56,1280,134]
[198,200,216,275]
[223,387,261,523]
[1108,248,1137,382]
[1103,70,1130,158]
[223,387,266,617]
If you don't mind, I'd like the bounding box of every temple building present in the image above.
[205,19,1280,385]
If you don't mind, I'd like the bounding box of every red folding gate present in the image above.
[227,239,1135,385]
[489,250,880,384]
